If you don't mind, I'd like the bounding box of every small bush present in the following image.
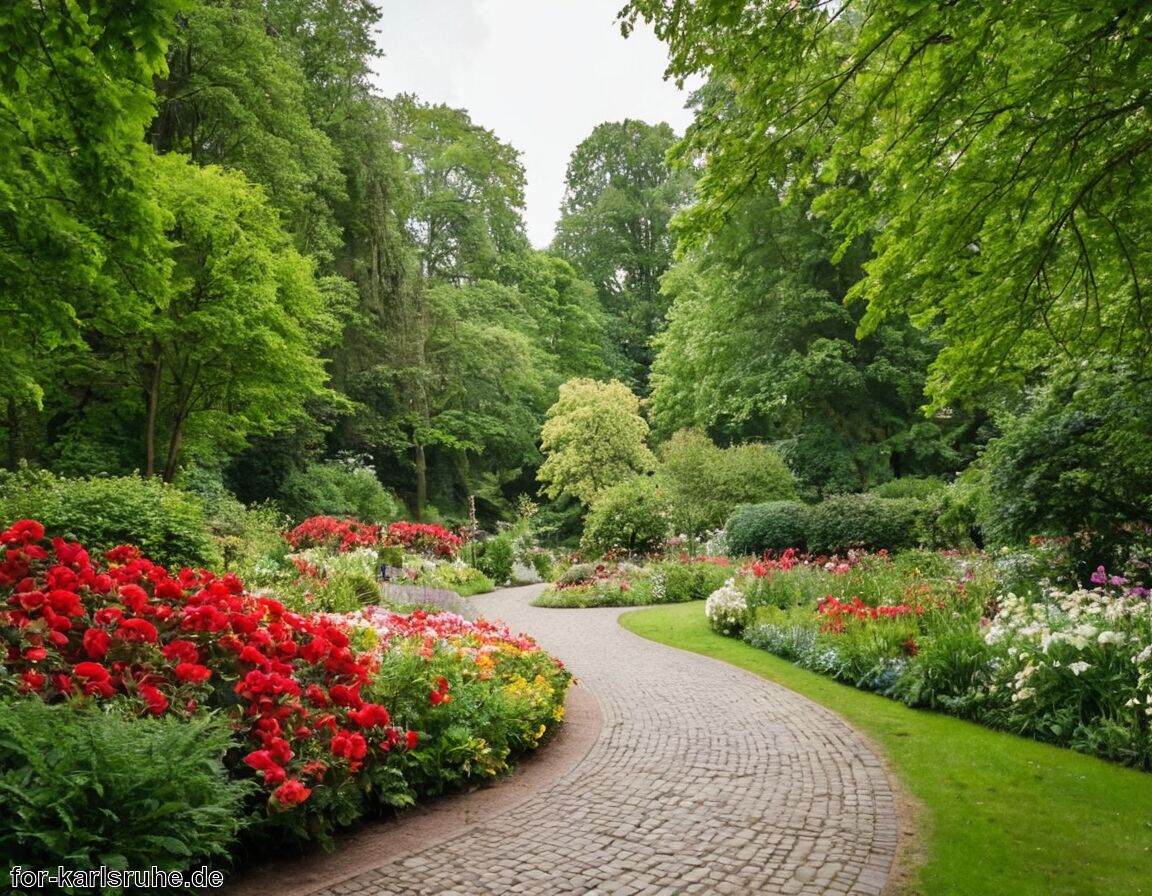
[725,501,811,556]
[581,476,670,557]
[0,701,249,873]
[805,494,927,554]
[277,459,402,524]
[652,559,731,603]
[557,563,597,586]
[0,468,218,568]
[474,534,514,585]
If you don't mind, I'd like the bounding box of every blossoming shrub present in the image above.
[332,608,570,794]
[0,700,249,872]
[383,522,462,558]
[729,547,1152,769]
[285,515,381,552]
[0,519,420,854]
[979,582,1152,765]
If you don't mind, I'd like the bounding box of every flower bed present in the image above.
[709,547,1152,769]
[533,557,731,608]
[0,519,570,871]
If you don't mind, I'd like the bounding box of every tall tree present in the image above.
[621,0,1152,407]
[649,184,962,496]
[0,0,181,461]
[148,0,345,262]
[390,95,530,284]
[552,120,695,386]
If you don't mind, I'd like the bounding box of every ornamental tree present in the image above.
[537,379,656,507]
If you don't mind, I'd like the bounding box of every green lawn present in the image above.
[621,602,1152,896]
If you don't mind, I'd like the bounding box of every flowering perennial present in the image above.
[816,595,923,633]
[1,519,416,811]
[705,579,748,635]
[382,522,463,558]
[285,516,381,552]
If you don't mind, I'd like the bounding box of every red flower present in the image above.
[348,703,391,728]
[51,537,89,567]
[118,584,150,614]
[161,639,200,664]
[23,647,48,662]
[139,685,169,715]
[175,662,212,683]
[117,617,158,643]
[330,730,368,762]
[405,730,420,750]
[82,628,112,659]
[2,519,45,545]
[273,779,312,807]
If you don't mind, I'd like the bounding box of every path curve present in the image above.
[228,585,900,895]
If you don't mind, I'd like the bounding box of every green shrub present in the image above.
[177,465,291,579]
[277,458,402,524]
[581,476,670,557]
[870,476,947,500]
[658,430,797,537]
[0,701,249,873]
[805,494,927,554]
[557,563,597,586]
[0,468,218,568]
[474,534,514,585]
[652,559,731,603]
[414,561,495,597]
[725,501,811,556]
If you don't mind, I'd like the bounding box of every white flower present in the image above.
[1068,661,1092,676]
[1097,630,1126,645]
[1134,645,1152,666]
[705,579,748,635]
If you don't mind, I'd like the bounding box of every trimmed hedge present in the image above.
[725,501,811,556]
[725,495,937,556]
[805,494,926,554]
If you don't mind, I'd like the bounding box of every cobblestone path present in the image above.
[233,585,900,895]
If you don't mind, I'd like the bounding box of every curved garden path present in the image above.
[226,585,901,895]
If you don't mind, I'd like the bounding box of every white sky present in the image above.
[369,0,697,249]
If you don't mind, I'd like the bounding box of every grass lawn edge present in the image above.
[619,601,1152,896]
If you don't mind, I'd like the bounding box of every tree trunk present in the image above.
[144,358,162,479]
[162,421,183,484]
[413,441,427,521]
[6,398,21,469]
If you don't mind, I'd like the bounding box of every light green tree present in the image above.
[0,0,180,460]
[134,154,338,481]
[537,379,657,506]
[658,429,797,539]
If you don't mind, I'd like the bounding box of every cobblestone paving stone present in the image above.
[313,585,899,895]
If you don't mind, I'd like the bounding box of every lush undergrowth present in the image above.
[622,602,1152,896]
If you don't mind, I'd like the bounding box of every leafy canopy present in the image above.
[621,1,1152,406]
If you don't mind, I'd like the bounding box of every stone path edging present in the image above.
[225,585,902,895]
